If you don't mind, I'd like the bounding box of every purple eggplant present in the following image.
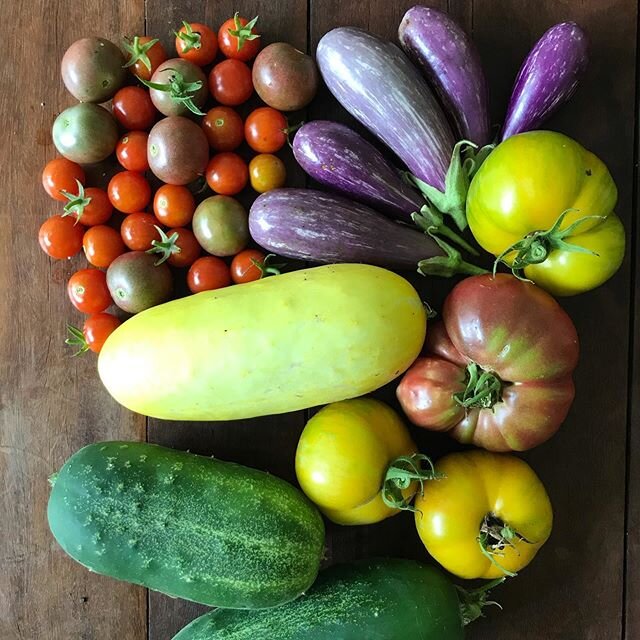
[316,27,455,193]
[398,6,490,146]
[249,189,485,277]
[292,121,424,222]
[501,22,588,140]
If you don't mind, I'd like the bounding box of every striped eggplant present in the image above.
[316,27,455,193]
[398,6,490,146]
[292,121,424,222]
[501,22,588,140]
[249,189,484,277]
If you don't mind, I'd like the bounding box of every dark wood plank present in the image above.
[309,1,635,638]
[142,2,309,638]
[0,2,148,639]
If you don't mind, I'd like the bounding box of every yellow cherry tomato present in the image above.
[415,450,553,580]
[249,153,287,193]
[467,130,625,296]
[295,398,432,525]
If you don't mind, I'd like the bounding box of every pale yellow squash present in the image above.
[98,264,427,420]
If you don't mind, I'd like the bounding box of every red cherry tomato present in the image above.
[83,313,122,353]
[165,227,201,268]
[187,256,232,293]
[112,86,158,130]
[208,59,253,106]
[153,184,195,227]
[42,158,85,202]
[218,13,261,61]
[116,131,149,172]
[175,21,218,66]
[202,106,244,151]
[121,212,162,251]
[245,107,288,153]
[108,171,151,214]
[123,35,167,82]
[205,152,248,196]
[67,269,112,314]
[230,249,269,284]
[83,225,126,268]
[38,215,85,259]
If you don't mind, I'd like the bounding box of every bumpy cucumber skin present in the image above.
[173,558,464,640]
[47,442,325,608]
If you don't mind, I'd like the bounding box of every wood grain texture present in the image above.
[0,1,147,639]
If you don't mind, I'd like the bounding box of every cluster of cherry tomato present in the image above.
[39,14,291,355]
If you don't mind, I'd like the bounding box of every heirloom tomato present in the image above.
[397,274,579,451]
[415,450,553,579]
[467,131,625,296]
[295,398,437,525]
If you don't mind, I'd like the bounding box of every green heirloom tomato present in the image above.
[192,195,249,256]
[466,131,625,296]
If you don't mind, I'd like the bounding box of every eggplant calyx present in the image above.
[252,253,286,278]
[175,21,202,52]
[381,453,444,511]
[477,513,532,578]
[493,209,605,279]
[412,206,479,256]
[65,324,89,357]
[122,36,160,72]
[456,578,505,626]
[228,12,261,51]
[418,233,489,278]
[139,70,206,116]
[454,362,502,410]
[147,226,181,265]
[60,179,91,223]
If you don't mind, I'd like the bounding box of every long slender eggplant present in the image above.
[292,121,424,222]
[316,27,455,193]
[398,6,490,146]
[501,22,588,140]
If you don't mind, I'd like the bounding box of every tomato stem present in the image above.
[228,12,261,51]
[381,453,444,511]
[175,21,202,52]
[476,513,532,578]
[139,70,205,116]
[123,35,160,72]
[60,179,92,224]
[456,577,505,626]
[65,324,89,356]
[147,226,181,265]
[454,362,502,410]
[251,253,286,278]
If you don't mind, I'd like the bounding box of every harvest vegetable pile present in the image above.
[41,6,625,639]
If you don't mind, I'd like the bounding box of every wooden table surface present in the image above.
[1,0,639,638]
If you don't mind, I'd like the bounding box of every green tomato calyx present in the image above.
[123,36,160,72]
[228,13,261,51]
[381,453,444,511]
[65,324,89,357]
[147,226,181,265]
[251,253,286,278]
[60,179,91,223]
[175,21,202,52]
[477,513,531,578]
[456,578,505,626]
[454,362,502,410]
[494,209,606,278]
[139,70,205,116]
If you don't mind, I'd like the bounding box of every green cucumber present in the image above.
[47,441,325,608]
[173,558,492,639]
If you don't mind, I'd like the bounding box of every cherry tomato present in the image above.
[249,154,287,193]
[108,171,151,214]
[83,313,122,353]
[245,107,288,153]
[205,152,248,196]
[123,35,167,82]
[175,21,218,66]
[202,106,244,151]
[153,184,195,227]
[39,215,85,259]
[112,86,158,130]
[121,212,162,251]
[116,131,149,172]
[218,13,261,61]
[67,269,112,314]
[83,225,126,268]
[165,227,201,268]
[187,256,232,293]
[60,184,113,226]
[230,249,268,284]
[208,59,253,106]
[42,158,85,202]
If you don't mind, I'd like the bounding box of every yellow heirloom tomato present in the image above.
[415,450,553,580]
[295,398,437,525]
[467,130,625,296]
